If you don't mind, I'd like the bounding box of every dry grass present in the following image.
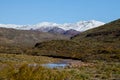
[0,53,119,80]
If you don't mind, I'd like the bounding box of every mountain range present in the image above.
[0,20,105,36]
[0,18,119,62]
[34,19,120,62]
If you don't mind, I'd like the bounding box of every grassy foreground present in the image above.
[0,53,119,80]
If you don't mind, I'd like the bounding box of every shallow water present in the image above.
[42,63,68,68]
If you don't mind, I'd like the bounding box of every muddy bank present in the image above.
[58,59,94,68]
[41,59,94,68]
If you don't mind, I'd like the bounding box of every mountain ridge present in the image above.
[0,20,105,37]
[0,20,105,32]
[33,19,120,62]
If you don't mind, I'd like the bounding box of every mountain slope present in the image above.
[0,28,68,47]
[64,29,80,37]
[72,19,120,42]
[34,19,120,62]
[71,19,120,61]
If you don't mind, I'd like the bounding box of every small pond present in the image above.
[42,63,68,68]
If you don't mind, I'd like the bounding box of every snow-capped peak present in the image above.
[74,20,105,31]
[0,20,105,32]
[36,22,58,26]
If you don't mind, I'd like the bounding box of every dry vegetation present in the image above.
[0,53,119,80]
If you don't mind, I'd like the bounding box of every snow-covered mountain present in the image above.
[0,20,105,36]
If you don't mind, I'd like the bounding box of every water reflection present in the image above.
[42,63,68,68]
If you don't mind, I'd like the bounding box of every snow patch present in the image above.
[0,20,105,32]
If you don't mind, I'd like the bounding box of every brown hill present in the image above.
[0,27,69,54]
[34,19,120,62]
[0,28,68,47]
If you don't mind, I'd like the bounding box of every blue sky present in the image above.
[0,0,120,24]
